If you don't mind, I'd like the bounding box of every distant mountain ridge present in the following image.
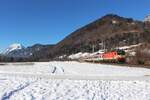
[1,14,150,61]
[3,43,55,59]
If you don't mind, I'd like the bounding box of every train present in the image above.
[84,49,126,63]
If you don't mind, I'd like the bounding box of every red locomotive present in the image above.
[84,49,126,63]
[101,50,126,63]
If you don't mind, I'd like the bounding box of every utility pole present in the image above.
[92,45,95,53]
[92,44,95,63]
[103,41,105,52]
[102,40,106,52]
[99,43,103,49]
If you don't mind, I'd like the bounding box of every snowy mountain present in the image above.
[3,43,25,55]
[144,14,150,22]
[1,43,54,59]
[0,62,150,99]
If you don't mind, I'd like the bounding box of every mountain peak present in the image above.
[144,14,150,22]
[101,14,122,19]
[100,14,133,22]
[9,43,23,48]
[3,43,24,54]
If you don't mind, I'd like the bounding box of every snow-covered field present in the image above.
[0,61,150,100]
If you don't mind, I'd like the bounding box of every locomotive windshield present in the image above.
[117,50,125,55]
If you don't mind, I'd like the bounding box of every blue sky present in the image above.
[0,0,150,51]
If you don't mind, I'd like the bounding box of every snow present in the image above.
[58,55,66,59]
[3,43,24,54]
[68,51,104,60]
[49,61,150,77]
[117,43,142,50]
[0,76,150,100]
[0,61,150,99]
[0,62,64,75]
[68,52,85,59]
[112,20,117,24]
[144,14,150,22]
[1,61,150,77]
